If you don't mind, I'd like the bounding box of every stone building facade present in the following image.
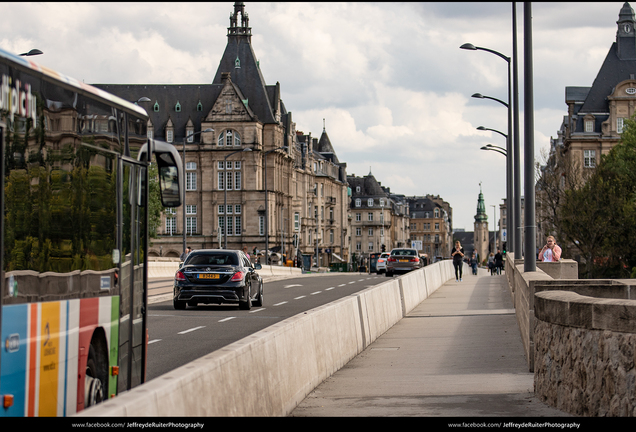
[559,2,636,184]
[95,2,349,266]
[406,195,452,260]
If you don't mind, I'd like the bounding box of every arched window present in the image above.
[218,130,241,146]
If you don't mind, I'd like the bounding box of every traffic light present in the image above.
[381,244,386,252]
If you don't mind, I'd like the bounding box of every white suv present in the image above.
[376,252,391,274]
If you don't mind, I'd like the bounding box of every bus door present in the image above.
[117,158,148,392]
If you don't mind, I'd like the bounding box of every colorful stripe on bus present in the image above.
[1,296,119,417]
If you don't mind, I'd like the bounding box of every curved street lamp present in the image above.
[477,125,507,139]
[480,145,507,156]
[183,128,214,256]
[19,49,43,56]
[224,147,253,249]
[461,40,520,257]
[472,92,508,108]
[463,41,515,254]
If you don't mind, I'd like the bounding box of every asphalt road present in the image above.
[145,272,385,381]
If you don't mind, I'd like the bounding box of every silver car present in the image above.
[376,252,391,274]
[386,248,421,277]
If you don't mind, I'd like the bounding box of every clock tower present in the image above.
[473,184,489,263]
[617,2,636,60]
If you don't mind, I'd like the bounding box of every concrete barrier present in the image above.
[77,260,456,417]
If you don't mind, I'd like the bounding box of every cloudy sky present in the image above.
[0,2,626,231]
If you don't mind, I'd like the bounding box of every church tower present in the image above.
[473,184,489,263]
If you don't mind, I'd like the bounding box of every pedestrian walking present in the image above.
[538,235,562,262]
[451,240,464,281]
[494,249,503,275]
[488,252,495,275]
[470,252,478,275]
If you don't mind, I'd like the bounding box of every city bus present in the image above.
[0,47,183,416]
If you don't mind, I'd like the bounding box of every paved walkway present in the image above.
[290,269,572,417]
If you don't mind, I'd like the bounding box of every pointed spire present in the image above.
[228,2,251,38]
[475,183,488,222]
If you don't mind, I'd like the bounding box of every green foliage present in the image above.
[560,118,636,278]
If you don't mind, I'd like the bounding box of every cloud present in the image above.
[0,1,627,230]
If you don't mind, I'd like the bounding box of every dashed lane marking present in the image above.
[178,326,205,334]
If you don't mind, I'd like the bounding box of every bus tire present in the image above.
[85,343,107,408]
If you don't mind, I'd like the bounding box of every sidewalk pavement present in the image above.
[290,269,572,417]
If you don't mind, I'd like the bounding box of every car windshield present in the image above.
[186,253,239,266]
[391,250,416,256]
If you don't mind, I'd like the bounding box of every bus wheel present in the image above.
[85,344,105,408]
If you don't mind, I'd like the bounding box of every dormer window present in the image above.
[175,101,181,112]
[235,56,241,69]
[585,120,594,132]
[153,101,159,112]
[197,101,203,112]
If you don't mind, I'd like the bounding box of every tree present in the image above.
[558,118,636,278]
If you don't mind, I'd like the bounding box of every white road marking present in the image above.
[348,281,356,284]
[326,287,335,291]
[148,339,161,344]
[294,296,306,300]
[178,326,205,334]
[338,284,346,287]
[249,308,265,313]
[311,291,321,295]
[274,301,288,306]
[218,317,236,322]
[284,284,303,288]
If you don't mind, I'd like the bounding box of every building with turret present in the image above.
[94,2,350,267]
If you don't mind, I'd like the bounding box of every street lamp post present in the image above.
[183,128,214,256]
[470,91,513,254]
[224,147,252,249]
[461,42,516,256]
[263,146,287,264]
[491,205,497,254]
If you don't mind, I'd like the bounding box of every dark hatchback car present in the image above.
[173,249,263,310]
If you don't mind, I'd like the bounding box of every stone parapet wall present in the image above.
[534,289,636,416]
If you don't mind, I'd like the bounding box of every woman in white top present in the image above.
[538,236,562,262]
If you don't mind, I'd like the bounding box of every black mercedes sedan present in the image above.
[173,249,263,310]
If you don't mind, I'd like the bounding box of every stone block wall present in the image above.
[534,289,636,416]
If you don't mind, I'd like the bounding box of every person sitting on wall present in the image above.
[537,236,562,262]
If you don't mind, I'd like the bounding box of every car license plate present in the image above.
[399,259,408,263]
[198,273,219,279]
